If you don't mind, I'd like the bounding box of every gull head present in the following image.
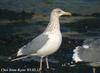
[51,8,72,17]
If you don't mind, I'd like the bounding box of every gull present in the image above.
[11,8,72,70]
[72,39,100,73]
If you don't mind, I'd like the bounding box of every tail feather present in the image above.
[11,54,37,62]
[72,46,82,63]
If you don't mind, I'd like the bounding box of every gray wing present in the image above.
[83,39,100,48]
[77,39,100,62]
[17,34,49,56]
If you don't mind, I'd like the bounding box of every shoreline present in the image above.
[0,16,96,25]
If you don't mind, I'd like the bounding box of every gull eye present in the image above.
[57,11,61,13]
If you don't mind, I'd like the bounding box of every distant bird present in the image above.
[11,8,72,70]
[72,39,100,73]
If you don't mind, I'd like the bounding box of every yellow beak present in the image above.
[63,12,72,16]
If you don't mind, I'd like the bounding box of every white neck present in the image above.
[45,14,60,32]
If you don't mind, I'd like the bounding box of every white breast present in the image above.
[37,32,62,57]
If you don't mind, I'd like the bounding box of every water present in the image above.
[0,17,100,73]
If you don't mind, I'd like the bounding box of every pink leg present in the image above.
[46,57,49,69]
[39,56,43,71]
[93,67,96,73]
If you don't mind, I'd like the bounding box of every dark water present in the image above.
[0,17,100,73]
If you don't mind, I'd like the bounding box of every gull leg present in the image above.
[39,56,43,71]
[46,57,49,69]
[93,67,96,73]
